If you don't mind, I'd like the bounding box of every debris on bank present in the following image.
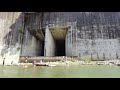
[1,58,120,67]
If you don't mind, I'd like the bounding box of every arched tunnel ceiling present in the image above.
[27,26,70,41]
[28,28,45,41]
[49,26,70,40]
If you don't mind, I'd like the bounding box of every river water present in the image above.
[0,65,120,78]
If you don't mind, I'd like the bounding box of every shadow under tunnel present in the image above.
[41,41,44,56]
[55,40,65,56]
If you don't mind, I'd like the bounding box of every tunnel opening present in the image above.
[44,26,69,56]
[55,39,65,56]
[41,41,44,56]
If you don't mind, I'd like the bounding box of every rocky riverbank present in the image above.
[16,59,120,67]
[1,59,120,66]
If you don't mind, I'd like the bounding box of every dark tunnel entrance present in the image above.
[55,40,65,56]
[44,26,68,56]
[41,41,44,56]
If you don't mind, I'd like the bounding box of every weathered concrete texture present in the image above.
[0,12,23,65]
[77,39,120,60]
[65,22,78,56]
[1,12,120,62]
[20,13,45,57]
[20,30,42,56]
[44,26,55,56]
[65,27,71,56]
[24,12,120,60]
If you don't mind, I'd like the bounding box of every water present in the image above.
[0,65,120,78]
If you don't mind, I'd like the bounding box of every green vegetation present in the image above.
[17,47,21,52]
[19,28,24,34]
[84,59,92,63]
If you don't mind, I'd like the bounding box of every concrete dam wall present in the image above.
[23,12,120,60]
[1,12,120,64]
